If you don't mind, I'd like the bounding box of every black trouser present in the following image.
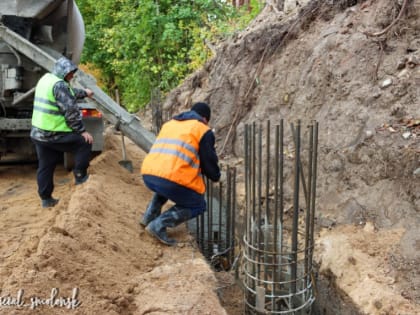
[32,133,92,199]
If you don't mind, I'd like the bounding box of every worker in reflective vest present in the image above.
[140,102,221,246]
[31,57,94,208]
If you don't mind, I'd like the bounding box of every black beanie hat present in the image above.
[191,102,211,121]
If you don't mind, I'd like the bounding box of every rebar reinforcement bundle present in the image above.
[242,120,318,314]
[188,166,237,271]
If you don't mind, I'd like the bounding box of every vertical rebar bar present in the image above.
[264,120,270,289]
[291,124,308,207]
[251,122,257,292]
[203,178,209,254]
[291,120,301,295]
[278,119,285,309]
[309,122,318,278]
[244,126,250,294]
[208,181,213,257]
[218,180,223,254]
[226,166,232,258]
[245,125,249,240]
[305,124,314,287]
[279,119,284,229]
[257,124,263,287]
[272,124,280,312]
[231,167,236,264]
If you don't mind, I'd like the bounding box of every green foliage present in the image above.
[76,0,262,112]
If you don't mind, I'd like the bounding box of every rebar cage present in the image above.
[242,120,318,314]
[188,166,237,271]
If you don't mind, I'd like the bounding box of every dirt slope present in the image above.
[0,129,226,314]
[159,0,419,314]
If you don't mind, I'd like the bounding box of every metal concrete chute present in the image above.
[75,70,156,152]
[0,23,156,153]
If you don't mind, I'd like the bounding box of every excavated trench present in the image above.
[189,120,367,315]
[158,0,420,313]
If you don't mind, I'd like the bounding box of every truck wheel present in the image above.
[63,152,75,171]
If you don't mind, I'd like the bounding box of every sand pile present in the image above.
[0,128,227,314]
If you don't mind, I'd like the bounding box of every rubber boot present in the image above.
[145,206,192,246]
[74,169,89,185]
[140,194,168,227]
[41,198,59,208]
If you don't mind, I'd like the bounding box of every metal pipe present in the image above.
[11,87,35,106]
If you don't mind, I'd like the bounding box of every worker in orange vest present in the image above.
[140,102,221,245]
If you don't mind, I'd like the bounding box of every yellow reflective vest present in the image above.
[32,73,73,132]
[141,119,210,194]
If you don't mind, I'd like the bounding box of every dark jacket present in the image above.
[30,57,88,142]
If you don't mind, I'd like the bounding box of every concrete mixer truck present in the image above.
[0,0,155,165]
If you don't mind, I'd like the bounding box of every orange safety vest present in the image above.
[141,119,210,194]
